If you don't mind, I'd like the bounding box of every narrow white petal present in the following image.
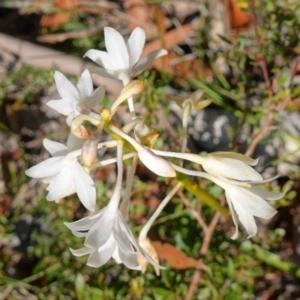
[84,210,115,249]
[89,66,122,80]
[67,132,85,152]
[84,49,113,70]
[104,27,129,70]
[230,188,277,219]
[71,231,87,238]
[54,71,79,102]
[46,167,74,201]
[47,99,73,116]
[249,187,285,201]
[87,243,116,268]
[127,27,145,68]
[138,149,176,177]
[132,49,168,77]
[25,157,64,178]
[66,111,80,126]
[64,210,104,231]
[202,156,263,182]
[118,247,141,270]
[76,69,93,99]
[71,161,96,211]
[43,139,67,156]
[233,201,257,238]
[209,152,259,166]
[226,193,239,240]
[70,246,91,257]
[84,85,106,108]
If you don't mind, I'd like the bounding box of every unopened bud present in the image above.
[110,80,147,115]
[80,138,98,167]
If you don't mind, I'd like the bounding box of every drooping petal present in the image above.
[76,70,93,99]
[71,161,96,211]
[64,210,104,231]
[249,187,285,201]
[25,157,64,178]
[87,241,117,268]
[226,193,239,240]
[84,211,114,249]
[132,49,168,77]
[232,201,258,238]
[66,110,80,126]
[54,71,79,102]
[118,247,141,270]
[47,99,74,116]
[46,166,74,201]
[71,231,88,238]
[230,188,277,219]
[127,27,145,68]
[43,139,67,156]
[70,246,91,257]
[104,27,129,70]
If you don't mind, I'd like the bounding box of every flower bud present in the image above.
[80,138,98,167]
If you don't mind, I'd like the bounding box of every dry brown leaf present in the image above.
[152,241,198,269]
[225,0,252,29]
[55,0,78,9]
[40,13,70,28]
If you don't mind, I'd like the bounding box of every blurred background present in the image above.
[0,0,300,299]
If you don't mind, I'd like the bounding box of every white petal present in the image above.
[89,66,122,80]
[46,167,74,201]
[127,27,145,68]
[70,246,91,257]
[71,231,87,238]
[66,111,80,126]
[87,242,116,268]
[138,149,176,177]
[64,210,104,231]
[249,187,285,201]
[25,157,64,178]
[47,99,73,116]
[76,69,93,99]
[230,188,277,219]
[43,139,67,156]
[104,27,129,70]
[67,132,85,152]
[132,49,168,77]
[84,85,106,108]
[84,210,115,249]
[226,193,239,240]
[54,71,79,102]
[209,152,259,166]
[84,50,114,70]
[233,201,257,238]
[71,161,96,211]
[118,247,141,270]
[202,156,263,182]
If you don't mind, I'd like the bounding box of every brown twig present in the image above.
[37,20,108,43]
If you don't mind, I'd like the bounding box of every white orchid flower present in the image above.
[25,138,96,211]
[172,164,284,239]
[47,70,105,126]
[85,27,167,84]
[151,150,262,182]
[65,141,164,270]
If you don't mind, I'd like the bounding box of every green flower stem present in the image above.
[176,173,229,216]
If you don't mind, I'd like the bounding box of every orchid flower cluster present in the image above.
[25,27,284,272]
